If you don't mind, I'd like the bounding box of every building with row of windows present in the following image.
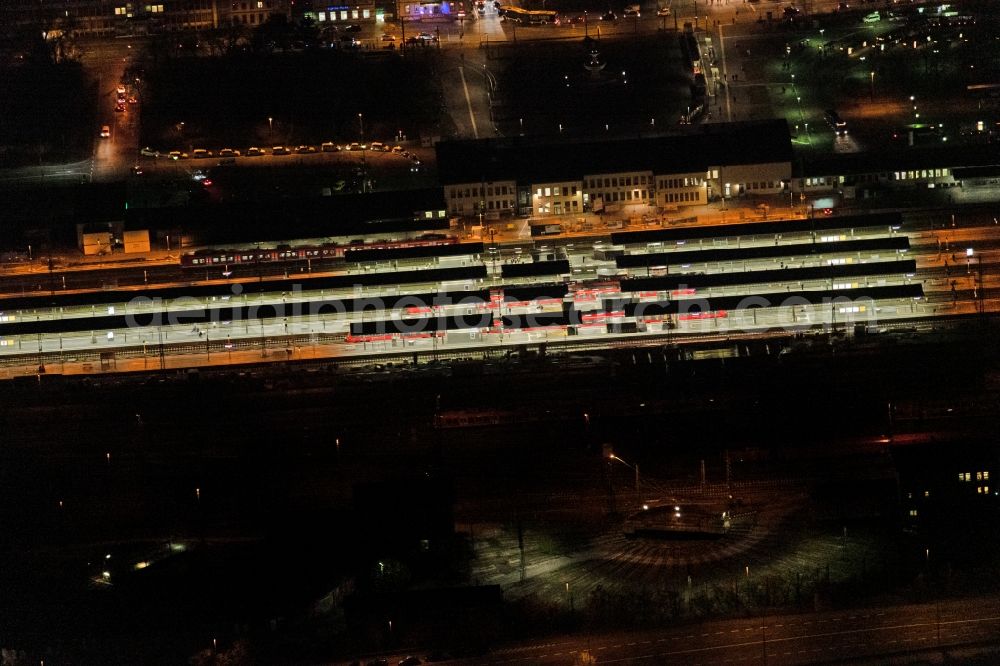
[790,143,1000,200]
[434,120,794,220]
[296,0,378,24]
[0,0,291,37]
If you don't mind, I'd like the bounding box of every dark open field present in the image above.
[489,32,695,136]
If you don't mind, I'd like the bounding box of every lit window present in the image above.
[924,490,930,497]
[984,471,990,480]
[318,11,326,20]
[363,9,371,18]
[909,509,918,517]
[352,9,359,18]
[115,6,126,14]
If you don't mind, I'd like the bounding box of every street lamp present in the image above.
[870,71,875,102]
[608,453,640,495]
[268,116,273,140]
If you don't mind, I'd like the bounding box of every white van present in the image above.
[624,4,641,16]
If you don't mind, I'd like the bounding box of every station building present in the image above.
[435,120,794,220]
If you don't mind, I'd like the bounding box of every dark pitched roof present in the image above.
[797,142,1000,177]
[435,120,793,185]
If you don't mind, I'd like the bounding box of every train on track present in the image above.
[180,234,458,268]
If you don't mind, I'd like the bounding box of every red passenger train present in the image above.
[180,234,458,268]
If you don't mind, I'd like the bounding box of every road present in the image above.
[78,37,141,182]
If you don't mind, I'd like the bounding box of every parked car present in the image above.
[824,109,848,135]
[168,150,188,160]
[296,145,317,154]
[398,658,421,666]
[321,142,341,152]
[192,148,212,158]
[657,6,672,15]
[391,145,404,153]
[246,146,264,157]
[346,24,362,32]
[417,32,437,42]
[218,148,239,157]
[369,141,387,152]
[114,102,125,113]
[140,147,159,157]
[271,146,290,155]
[601,11,617,20]
[347,142,365,151]
[100,125,110,138]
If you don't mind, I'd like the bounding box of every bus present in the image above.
[499,5,559,23]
